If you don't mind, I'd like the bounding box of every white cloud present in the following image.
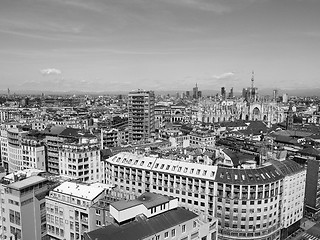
[212,72,235,80]
[40,68,62,76]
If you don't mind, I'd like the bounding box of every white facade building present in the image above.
[45,181,112,240]
[85,192,218,240]
[0,123,46,173]
[104,152,306,240]
[269,159,306,239]
[58,137,104,183]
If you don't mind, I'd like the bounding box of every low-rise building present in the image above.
[84,192,218,240]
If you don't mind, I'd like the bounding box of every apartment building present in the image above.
[105,152,218,222]
[189,128,216,148]
[104,152,305,240]
[0,123,46,173]
[305,156,320,215]
[101,128,121,148]
[269,159,306,239]
[0,172,53,240]
[45,181,112,240]
[58,136,103,183]
[0,125,9,167]
[44,126,101,177]
[128,90,155,143]
[0,108,15,123]
[84,192,218,240]
[168,126,215,148]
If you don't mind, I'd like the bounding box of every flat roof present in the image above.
[52,182,107,201]
[8,176,47,190]
[111,192,171,211]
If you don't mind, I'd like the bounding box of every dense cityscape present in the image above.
[1,0,320,240]
[1,77,320,240]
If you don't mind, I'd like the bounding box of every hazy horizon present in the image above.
[1,0,319,93]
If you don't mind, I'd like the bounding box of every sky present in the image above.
[0,0,319,93]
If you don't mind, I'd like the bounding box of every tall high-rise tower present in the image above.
[128,90,155,143]
[193,83,199,99]
[221,87,226,100]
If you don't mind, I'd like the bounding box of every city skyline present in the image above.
[1,0,320,92]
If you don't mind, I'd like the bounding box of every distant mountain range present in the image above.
[0,87,319,97]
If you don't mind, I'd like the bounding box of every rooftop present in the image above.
[269,159,304,176]
[85,207,197,240]
[215,164,283,185]
[111,192,172,211]
[7,175,47,190]
[109,152,217,179]
[222,148,255,167]
[52,182,110,201]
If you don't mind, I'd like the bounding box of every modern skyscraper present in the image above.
[128,90,155,143]
[228,87,234,98]
[193,84,199,99]
[273,89,278,101]
[221,87,226,100]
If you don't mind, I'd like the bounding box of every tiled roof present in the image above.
[215,164,282,185]
[268,159,304,176]
[109,152,217,180]
[85,207,197,240]
[298,147,320,157]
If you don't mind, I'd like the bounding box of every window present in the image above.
[96,220,101,226]
[164,231,169,238]
[96,209,101,215]
[171,229,176,237]
[182,224,186,233]
[193,221,197,228]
